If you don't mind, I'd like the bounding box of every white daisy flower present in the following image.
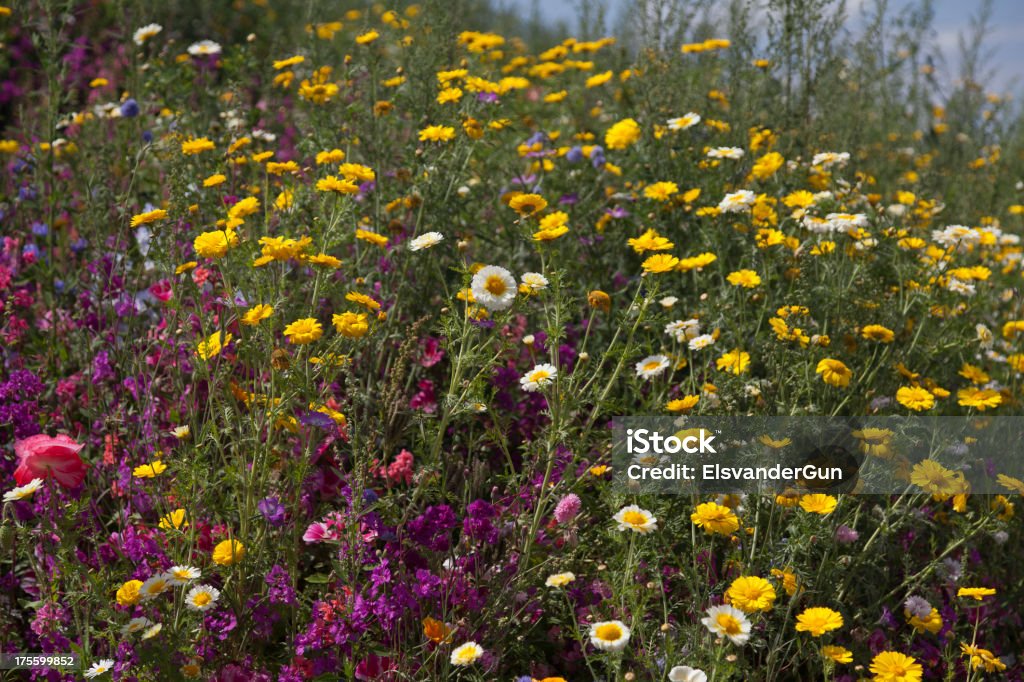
[470,265,517,311]
[589,620,631,652]
[701,604,752,645]
[184,584,221,612]
[85,660,115,678]
[665,319,701,342]
[931,225,981,250]
[139,573,173,600]
[141,623,163,640]
[520,272,549,292]
[545,571,576,588]
[613,504,658,534]
[826,212,868,233]
[121,617,152,635]
[635,354,670,379]
[688,334,716,351]
[520,363,558,392]
[707,146,744,159]
[409,232,444,251]
[811,151,850,168]
[801,215,834,234]
[166,565,201,586]
[718,189,756,213]
[132,23,163,46]
[976,324,993,348]
[187,40,222,56]
[3,478,43,503]
[170,425,190,439]
[659,295,679,308]
[632,451,664,467]
[449,641,484,666]
[669,666,708,682]
[668,113,701,130]
[947,278,976,296]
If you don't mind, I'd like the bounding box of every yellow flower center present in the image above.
[622,510,648,527]
[485,275,508,295]
[716,613,742,635]
[193,592,212,606]
[595,623,622,641]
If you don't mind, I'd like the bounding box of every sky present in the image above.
[500,0,1024,94]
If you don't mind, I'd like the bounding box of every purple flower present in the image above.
[870,396,892,411]
[835,524,859,544]
[266,565,297,606]
[904,595,932,619]
[406,505,458,552]
[939,557,962,582]
[258,496,286,526]
[0,369,44,438]
[879,606,900,629]
[120,98,140,117]
[413,569,442,599]
[370,559,392,588]
[464,499,499,544]
[204,609,238,640]
[298,410,337,429]
[525,132,547,145]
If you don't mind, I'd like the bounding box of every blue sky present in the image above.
[501,0,1024,94]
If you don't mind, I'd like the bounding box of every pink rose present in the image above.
[13,434,87,488]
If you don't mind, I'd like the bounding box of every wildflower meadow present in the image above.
[3,0,1024,679]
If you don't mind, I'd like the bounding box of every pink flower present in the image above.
[386,450,414,486]
[409,379,437,414]
[302,522,338,544]
[148,279,173,302]
[419,337,445,367]
[354,654,397,681]
[13,434,87,488]
[554,493,582,524]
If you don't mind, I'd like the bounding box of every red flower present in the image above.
[13,434,87,488]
